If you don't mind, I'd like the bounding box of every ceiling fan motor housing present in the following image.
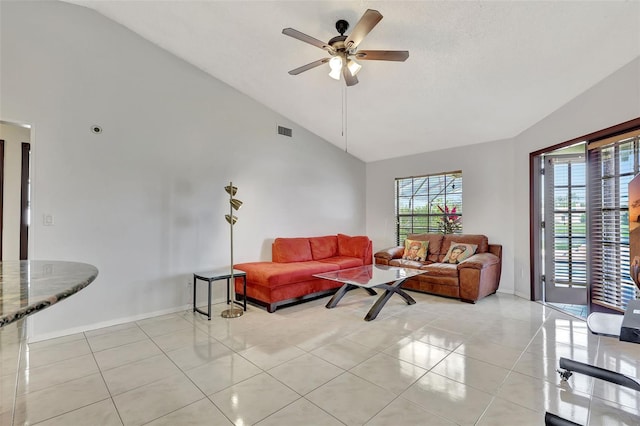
[335,19,349,35]
[329,19,351,54]
[328,35,348,53]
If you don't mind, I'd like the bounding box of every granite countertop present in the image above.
[0,260,99,327]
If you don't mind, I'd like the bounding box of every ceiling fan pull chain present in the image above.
[341,84,344,138]
[342,85,348,153]
[345,86,348,153]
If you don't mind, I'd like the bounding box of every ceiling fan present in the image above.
[282,9,409,86]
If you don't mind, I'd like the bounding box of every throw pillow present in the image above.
[443,243,477,264]
[402,239,428,261]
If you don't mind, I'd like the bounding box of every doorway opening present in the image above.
[530,118,640,319]
[534,144,588,318]
[0,121,31,260]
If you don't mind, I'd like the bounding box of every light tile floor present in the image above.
[1,292,639,425]
[547,303,589,320]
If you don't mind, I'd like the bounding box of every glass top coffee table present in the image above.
[314,264,427,321]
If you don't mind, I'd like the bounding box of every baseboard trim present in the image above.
[27,304,191,343]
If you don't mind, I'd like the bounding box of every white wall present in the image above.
[366,138,516,294]
[366,57,640,301]
[1,1,366,340]
[0,123,30,260]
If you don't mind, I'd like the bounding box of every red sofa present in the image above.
[234,234,372,312]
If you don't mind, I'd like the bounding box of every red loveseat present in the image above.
[234,234,372,312]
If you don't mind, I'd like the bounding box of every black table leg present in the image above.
[326,284,378,309]
[242,275,247,311]
[193,271,247,320]
[207,279,212,320]
[394,287,416,305]
[326,283,358,308]
[193,276,212,320]
[192,275,197,314]
[364,278,413,321]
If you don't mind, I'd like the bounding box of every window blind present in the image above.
[588,133,640,312]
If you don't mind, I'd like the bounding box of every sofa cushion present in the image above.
[389,259,426,269]
[272,238,312,263]
[419,262,459,278]
[318,256,364,269]
[309,235,338,260]
[235,261,338,287]
[337,234,369,258]
[408,233,445,262]
[402,239,428,261]
[443,243,477,264]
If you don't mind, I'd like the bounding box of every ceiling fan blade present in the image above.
[343,66,358,86]
[344,9,383,50]
[288,58,330,75]
[355,50,409,61]
[282,28,333,52]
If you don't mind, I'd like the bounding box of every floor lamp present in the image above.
[221,182,243,318]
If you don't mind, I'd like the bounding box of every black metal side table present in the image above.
[193,268,247,320]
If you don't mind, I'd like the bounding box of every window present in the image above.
[589,130,640,311]
[395,171,462,244]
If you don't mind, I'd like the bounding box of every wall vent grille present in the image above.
[277,125,292,137]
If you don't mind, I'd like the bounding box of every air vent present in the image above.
[277,125,292,137]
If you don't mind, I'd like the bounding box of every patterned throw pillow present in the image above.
[443,243,477,264]
[402,239,428,261]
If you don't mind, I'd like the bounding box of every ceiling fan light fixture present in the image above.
[328,56,342,80]
[283,9,409,86]
[347,58,362,76]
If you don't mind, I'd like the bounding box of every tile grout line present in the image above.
[96,317,218,425]
[137,312,264,426]
[475,314,550,423]
[84,329,126,426]
[90,321,202,423]
[10,336,25,426]
[19,330,123,426]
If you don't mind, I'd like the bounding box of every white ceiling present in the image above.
[64,1,640,162]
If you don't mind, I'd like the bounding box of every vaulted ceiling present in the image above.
[64,1,640,162]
